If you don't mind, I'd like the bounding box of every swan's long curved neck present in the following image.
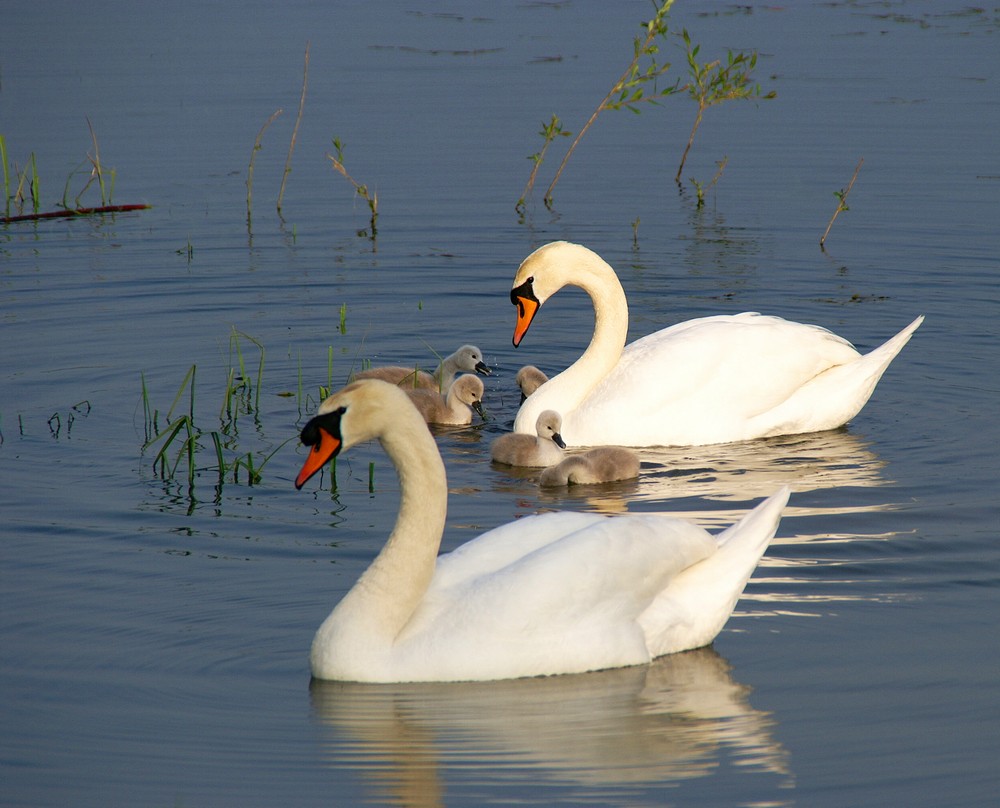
[550,257,630,407]
[335,418,448,640]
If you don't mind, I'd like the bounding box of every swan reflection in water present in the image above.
[481,428,904,619]
[310,647,790,807]
[486,428,889,520]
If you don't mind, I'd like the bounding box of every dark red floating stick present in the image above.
[1,204,151,223]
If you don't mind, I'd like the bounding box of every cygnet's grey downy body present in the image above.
[491,410,566,467]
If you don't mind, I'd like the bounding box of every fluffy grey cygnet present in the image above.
[355,344,491,392]
[490,410,566,467]
[406,374,486,425]
[515,365,549,402]
[539,447,640,486]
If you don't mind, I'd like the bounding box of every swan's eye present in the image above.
[300,406,346,446]
[510,277,539,311]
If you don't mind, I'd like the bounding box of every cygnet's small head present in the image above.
[453,344,492,377]
[452,374,487,420]
[536,410,566,449]
[516,365,549,401]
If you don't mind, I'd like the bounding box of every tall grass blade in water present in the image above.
[85,117,108,206]
[141,332,291,491]
[246,108,282,228]
[29,153,40,213]
[0,134,10,217]
[327,138,378,239]
[142,365,199,483]
[227,328,265,415]
[2,125,150,223]
[278,41,310,216]
[689,156,728,207]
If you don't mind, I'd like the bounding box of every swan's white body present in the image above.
[355,344,490,392]
[296,380,789,683]
[539,446,640,487]
[405,373,485,425]
[511,241,923,447]
[490,409,566,467]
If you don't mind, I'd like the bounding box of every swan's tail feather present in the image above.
[834,314,924,416]
[862,315,924,376]
[640,487,789,658]
[714,485,791,553]
[748,316,924,438]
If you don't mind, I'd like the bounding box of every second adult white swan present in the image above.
[510,241,923,447]
[295,379,789,683]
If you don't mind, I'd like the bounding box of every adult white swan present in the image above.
[295,379,789,683]
[510,241,924,447]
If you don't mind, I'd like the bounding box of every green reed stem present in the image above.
[278,41,310,216]
[29,153,40,212]
[0,134,9,216]
[247,108,283,227]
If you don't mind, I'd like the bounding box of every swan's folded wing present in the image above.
[614,314,858,413]
[432,511,603,590]
[573,314,863,445]
[398,515,718,678]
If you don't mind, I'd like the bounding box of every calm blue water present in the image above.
[2,2,998,806]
